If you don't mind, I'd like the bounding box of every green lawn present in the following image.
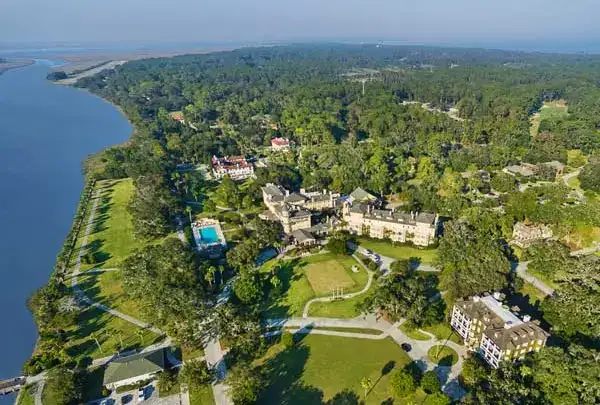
[16,386,35,405]
[189,385,215,405]
[539,100,568,121]
[357,237,437,263]
[63,305,161,360]
[256,335,413,404]
[421,323,462,344]
[399,323,432,341]
[71,179,176,272]
[307,291,369,319]
[428,345,458,366]
[77,271,149,323]
[285,326,383,335]
[261,254,369,318]
[519,282,547,305]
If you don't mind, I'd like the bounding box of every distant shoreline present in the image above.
[0,59,34,74]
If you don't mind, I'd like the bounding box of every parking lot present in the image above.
[94,382,185,405]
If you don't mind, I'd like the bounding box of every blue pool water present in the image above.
[200,226,219,244]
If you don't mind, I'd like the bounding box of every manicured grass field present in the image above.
[357,237,437,263]
[539,100,568,121]
[72,179,143,271]
[77,271,149,323]
[421,323,462,344]
[63,305,161,360]
[399,323,432,341]
[261,254,369,318]
[256,335,412,404]
[285,326,383,335]
[305,260,355,294]
[428,345,459,366]
[189,385,215,405]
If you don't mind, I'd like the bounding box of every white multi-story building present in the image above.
[451,294,549,368]
[342,202,438,247]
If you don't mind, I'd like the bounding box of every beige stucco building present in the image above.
[451,294,549,368]
[342,202,438,246]
[260,183,339,234]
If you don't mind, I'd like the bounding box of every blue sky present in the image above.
[1,0,599,47]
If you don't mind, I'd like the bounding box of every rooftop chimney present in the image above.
[523,315,531,322]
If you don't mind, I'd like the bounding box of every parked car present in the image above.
[401,343,412,352]
[121,394,132,404]
[137,388,145,402]
[99,400,109,405]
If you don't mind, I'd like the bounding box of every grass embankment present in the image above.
[256,335,414,404]
[356,237,438,263]
[428,346,459,366]
[16,387,35,405]
[261,253,369,318]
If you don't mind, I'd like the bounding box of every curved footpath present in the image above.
[264,316,466,400]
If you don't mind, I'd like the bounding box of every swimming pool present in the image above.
[199,226,219,244]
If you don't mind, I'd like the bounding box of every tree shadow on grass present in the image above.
[261,258,307,318]
[258,343,325,405]
[85,239,111,264]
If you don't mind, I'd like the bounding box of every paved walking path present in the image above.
[301,254,374,318]
[70,189,164,334]
[563,168,584,201]
[204,339,231,405]
[264,316,466,400]
[514,261,555,296]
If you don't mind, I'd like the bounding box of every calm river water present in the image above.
[0,61,131,403]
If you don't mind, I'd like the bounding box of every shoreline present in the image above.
[0,59,34,75]
[20,72,135,380]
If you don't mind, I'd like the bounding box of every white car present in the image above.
[137,388,145,402]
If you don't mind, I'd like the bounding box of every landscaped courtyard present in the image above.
[356,237,438,263]
[255,334,443,405]
[261,253,369,318]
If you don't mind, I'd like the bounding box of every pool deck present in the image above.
[191,219,227,250]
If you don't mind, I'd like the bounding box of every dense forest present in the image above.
[69,44,600,404]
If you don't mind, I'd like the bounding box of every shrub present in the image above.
[281,332,295,348]
[421,370,441,394]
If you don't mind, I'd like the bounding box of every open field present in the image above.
[255,335,415,405]
[428,345,459,366]
[77,271,149,323]
[63,305,161,360]
[307,294,367,318]
[356,237,438,263]
[530,100,568,137]
[71,179,175,272]
[305,260,355,295]
[284,326,383,335]
[261,254,369,318]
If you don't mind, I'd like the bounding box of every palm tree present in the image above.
[360,377,372,400]
[185,205,193,223]
[205,266,217,289]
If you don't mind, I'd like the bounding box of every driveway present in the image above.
[99,383,185,405]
